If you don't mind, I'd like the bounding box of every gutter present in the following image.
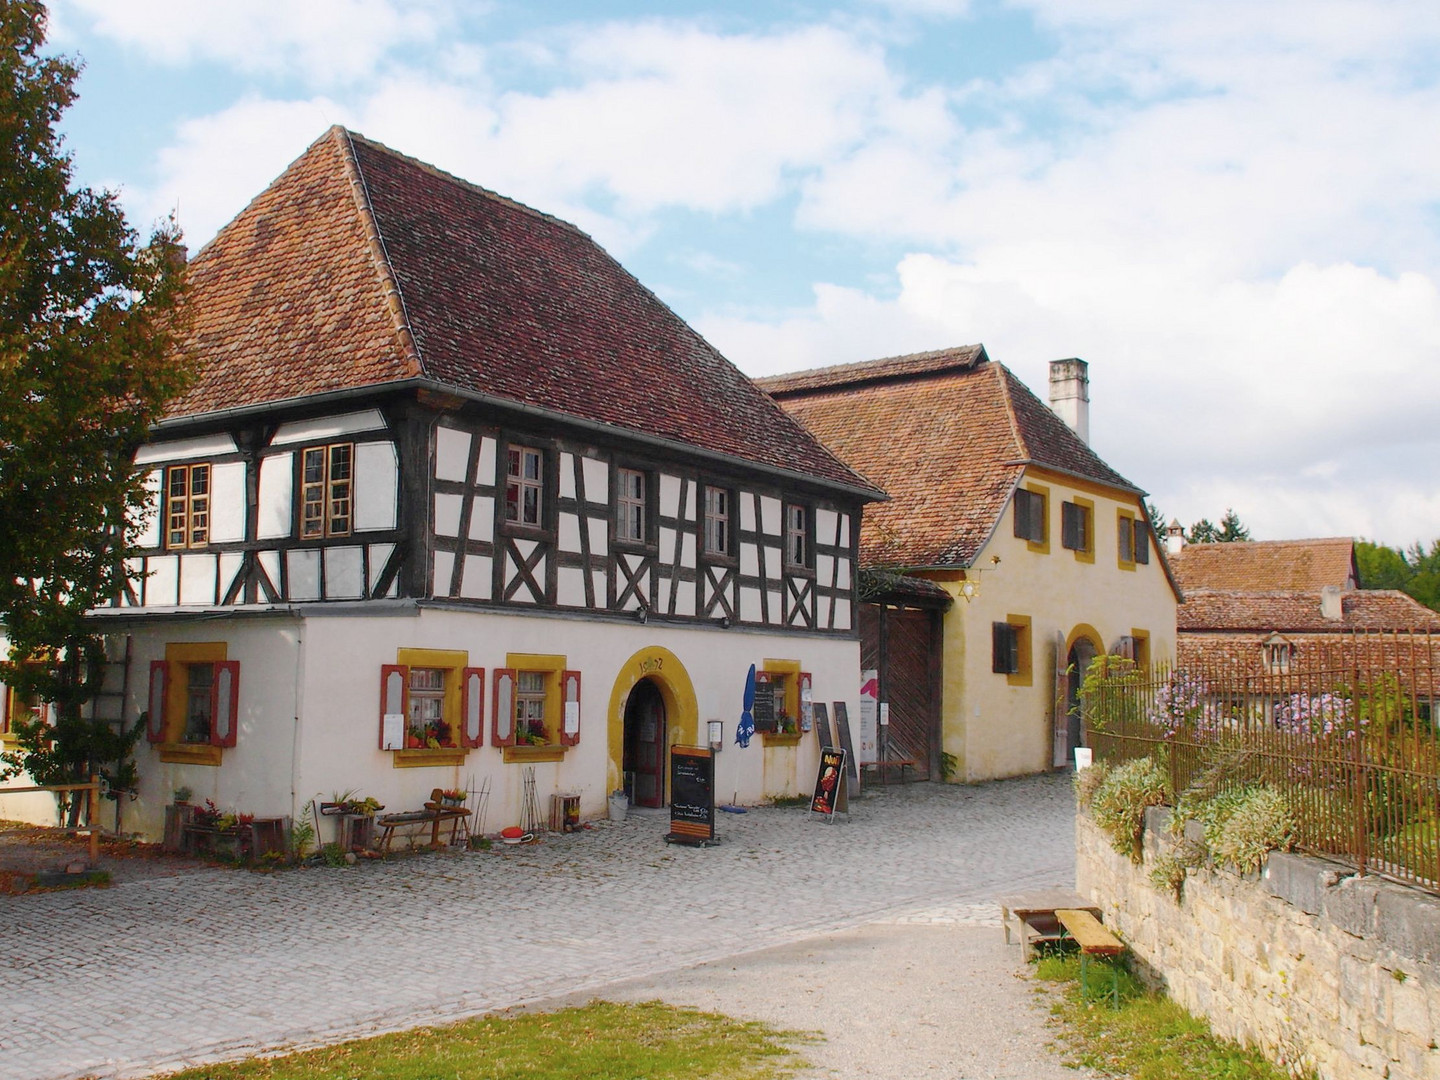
[153,377,889,505]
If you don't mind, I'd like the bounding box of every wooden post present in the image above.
[88,773,100,866]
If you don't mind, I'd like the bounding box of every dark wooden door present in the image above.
[623,678,667,807]
[860,604,942,780]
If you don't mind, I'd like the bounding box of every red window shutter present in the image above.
[209,660,240,748]
[146,661,168,743]
[559,669,582,747]
[492,668,517,747]
[798,671,813,730]
[380,664,409,749]
[460,667,486,748]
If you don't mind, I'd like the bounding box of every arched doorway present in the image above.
[1064,634,1100,762]
[606,646,699,805]
[623,678,667,808]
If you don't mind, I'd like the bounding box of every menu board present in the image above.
[667,745,715,844]
[752,673,778,733]
[811,702,832,748]
[834,702,860,795]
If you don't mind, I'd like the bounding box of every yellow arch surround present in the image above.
[606,646,699,796]
[1065,624,1105,659]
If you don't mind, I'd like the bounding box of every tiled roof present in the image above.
[1178,589,1440,632]
[759,351,1139,567]
[166,128,873,494]
[1168,538,1357,592]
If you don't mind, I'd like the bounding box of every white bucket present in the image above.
[607,793,628,821]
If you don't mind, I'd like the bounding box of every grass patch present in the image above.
[157,1000,811,1080]
[1034,954,1302,1080]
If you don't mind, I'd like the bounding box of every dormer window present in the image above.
[1263,635,1293,674]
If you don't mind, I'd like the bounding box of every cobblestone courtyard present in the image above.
[3,773,1076,1080]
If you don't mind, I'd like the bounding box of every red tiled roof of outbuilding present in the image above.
[1168,538,1358,592]
[758,349,1140,567]
[165,128,875,495]
[1177,588,1440,632]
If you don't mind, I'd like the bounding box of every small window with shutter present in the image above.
[1061,500,1092,556]
[380,649,476,761]
[1013,487,1047,547]
[147,644,238,762]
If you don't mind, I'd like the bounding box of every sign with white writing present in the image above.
[667,745,715,844]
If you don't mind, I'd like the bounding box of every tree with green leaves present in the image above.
[1186,509,1251,544]
[0,2,193,824]
[1357,539,1440,613]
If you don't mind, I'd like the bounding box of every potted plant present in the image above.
[438,788,466,808]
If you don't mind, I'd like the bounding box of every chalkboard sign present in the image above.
[752,673,778,733]
[834,702,860,796]
[811,702,832,748]
[810,747,846,817]
[667,745,715,844]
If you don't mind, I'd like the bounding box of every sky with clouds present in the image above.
[42,0,1440,548]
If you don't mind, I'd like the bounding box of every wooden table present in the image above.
[996,889,1102,961]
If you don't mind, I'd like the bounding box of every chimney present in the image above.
[1049,358,1090,444]
[1165,519,1185,556]
[1320,585,1343,622]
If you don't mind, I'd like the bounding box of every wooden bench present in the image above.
[864,757,920,785]
[376,792,470,852]
[1056,908,1127,1007]
[998,890,1102,962]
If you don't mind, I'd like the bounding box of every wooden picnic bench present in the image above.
[998,889,1102,962]
[864,756,920,784]
[1056,908,1127,1007]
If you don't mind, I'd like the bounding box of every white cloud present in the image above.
[58,0,460,86]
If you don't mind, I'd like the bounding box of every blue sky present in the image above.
[43,0,1440,548]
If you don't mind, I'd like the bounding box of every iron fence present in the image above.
[1084,629,1440,892]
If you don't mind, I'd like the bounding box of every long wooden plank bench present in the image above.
[1056,908,1126,1007]
[998,890,1101,962]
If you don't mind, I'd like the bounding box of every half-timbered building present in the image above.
[1,128,880,839]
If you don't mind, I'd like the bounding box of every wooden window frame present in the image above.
[505,445,546,530]
[381,648,478,767]
[992,616,1032,686]
[300,442,354,539]
[703,485,734,560]
[757,658,805,745]
[615,467,648,545]
[148,642,238,766]
[496,653,580,762]
[1061,498,1094,562]
[1013,486,1048,553]
[1117,510,1138,570]
[164,463,211,550]
[784,503,811,571]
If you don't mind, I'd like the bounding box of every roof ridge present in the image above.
[757,344,987,397]
[342,127,593,242]
[335,127,424,378]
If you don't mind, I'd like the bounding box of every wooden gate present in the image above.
[860,603,944,781]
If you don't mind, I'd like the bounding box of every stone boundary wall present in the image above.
[1076,806,1440,1080]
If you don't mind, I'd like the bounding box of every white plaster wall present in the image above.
[295,610,862,833]
[119,616,305,840]
[257,452,293,540]
[354,441,399,531]
[210,462,246,544]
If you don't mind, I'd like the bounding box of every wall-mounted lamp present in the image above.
[719,615,731,629]
[960,577,980,603]
[635,606,648,624]
[708,719,723,751]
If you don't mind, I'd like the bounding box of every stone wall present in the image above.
[1076,807,1440,1080]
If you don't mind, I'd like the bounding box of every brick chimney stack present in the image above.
[1048,358,1090,445]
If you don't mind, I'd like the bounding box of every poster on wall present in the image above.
[858,670,879,765]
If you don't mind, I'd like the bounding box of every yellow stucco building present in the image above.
[763,348,1181,782]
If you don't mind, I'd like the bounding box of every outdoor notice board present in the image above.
[810,747,847,817]
[667,745,715,844]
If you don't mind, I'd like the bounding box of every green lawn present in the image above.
[157,1001,811,1080]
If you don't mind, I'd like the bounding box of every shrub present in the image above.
[1073,758,1110,807]
[1205,786,1298,874]
[1089,756,1168,863]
